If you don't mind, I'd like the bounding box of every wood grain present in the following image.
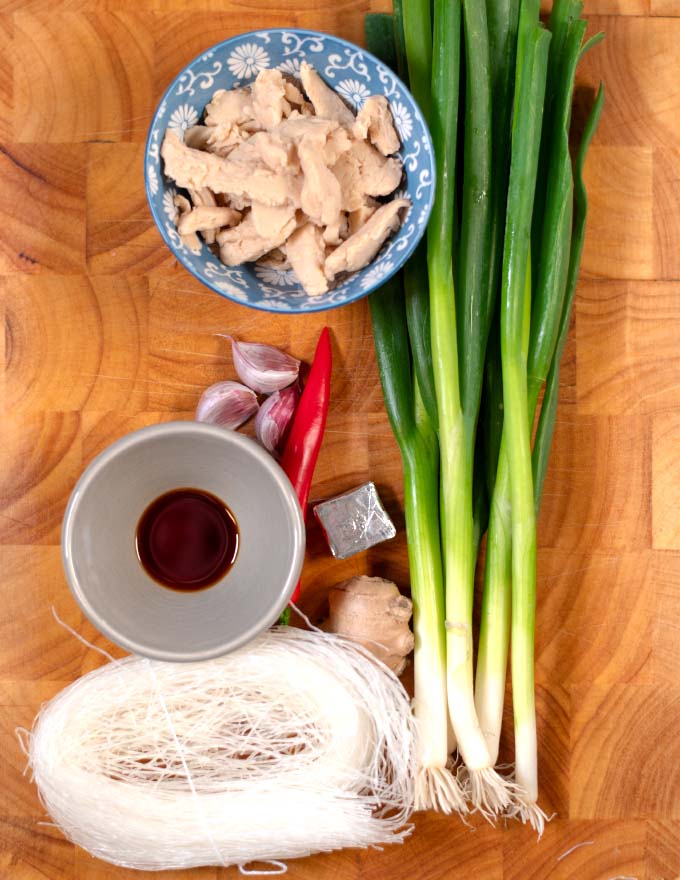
[13,12,154,143]
[581,146,654,279]
[1,1,680,878]
[651,0,680,15]
[570,684,680,819]
[0,145,86,273]
[576,281,680,416]
[652,415,680,550]
[651,552,680,682]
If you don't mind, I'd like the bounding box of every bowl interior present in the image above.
[145,28,435,313]
[63,424,304,661]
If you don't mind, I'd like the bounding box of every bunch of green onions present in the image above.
[367,0,604,828]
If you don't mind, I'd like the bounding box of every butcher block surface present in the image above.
[2,0,680,878]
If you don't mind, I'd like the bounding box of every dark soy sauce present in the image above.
[136,488,239,591]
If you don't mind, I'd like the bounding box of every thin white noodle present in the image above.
[24,627,417,871]
[556,841,594,862]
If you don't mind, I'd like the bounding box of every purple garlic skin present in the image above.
[231,338,301,394]
[254,385,300,456]
[195,380,259,429]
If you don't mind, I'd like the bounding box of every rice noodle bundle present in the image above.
[25,627,417,871]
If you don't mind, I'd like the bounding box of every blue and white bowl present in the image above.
[145,29,435,313]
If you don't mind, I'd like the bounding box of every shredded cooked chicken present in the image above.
[161,132,300,206]
[177,206,241,235]
[161,64,409,295]
[285,223,329,297]
[299,61,355,126]
[353,95,401,157]
[217,212,297,265]
[173,194,201,255]
[324,199,410,278]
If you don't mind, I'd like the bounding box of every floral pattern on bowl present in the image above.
[145,28,435,314]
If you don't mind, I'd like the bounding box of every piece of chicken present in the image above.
[173,194,202,255]
[204,87,254,128]
[258,250,292,271]
[202,88,257,156]
[204,125,248,157]
[231,131,299,175]
[285,223,329,297]
[276,115,338,141]
[186,187,219,243]
[353,95,401,156]
[347,200,377,236]
[325,199,410,279]
[332,140,403,211]
[284,81,306,106]
[184,125,212,150]
[298,134,342,239]
[332,149,365,212]
[252,69,291,130]
[351,139,403,196]
[161,131,300,207]
[299,61,355,125]
[187,187,216,207]
[217,212,297,265]
[323,126,353,165]
[177,206,241,235]
[250,202,297,240]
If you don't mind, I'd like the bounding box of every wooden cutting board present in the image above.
[1,1,679,877]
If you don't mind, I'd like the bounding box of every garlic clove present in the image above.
[230,337,301,394]
[254,385,300,456]
[195,381,259,429]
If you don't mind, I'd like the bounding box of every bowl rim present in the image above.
[61,421,306,662]
[144,26,435,314]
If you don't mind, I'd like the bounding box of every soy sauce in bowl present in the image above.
[136,488,239,591]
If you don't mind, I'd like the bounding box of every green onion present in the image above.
[392,0,408,84]
[478,0,520,505]
[401,0,432,120]
[473,0,520,769]
[485,0,520,317]
[472,432,490,559]
[369,265,465,816]
[405,247,439,428]
[457,0,493,435]
[364,12,398,73]
[366,14,466,815]
[367,0,603,827]
[476,15,603,827]
[531,0,583,278]
[497,0,551,830]
[425,0,468,787]
[458,0,495,561]
[476,3,583,768]
[428,0,514,813]
[394,0,439,429]
[528,15,586,419]
[533,82,605,506]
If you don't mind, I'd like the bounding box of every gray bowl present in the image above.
[62,422,305,662]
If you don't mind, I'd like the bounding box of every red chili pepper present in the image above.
[280,326,332,604]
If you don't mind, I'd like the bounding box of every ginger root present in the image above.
[326,576,414,675]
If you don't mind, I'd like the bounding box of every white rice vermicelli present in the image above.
[24,627,417,871]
